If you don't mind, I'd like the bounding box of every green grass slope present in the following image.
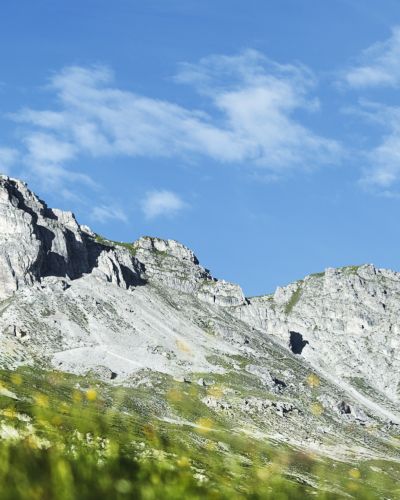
[0,367,399,499]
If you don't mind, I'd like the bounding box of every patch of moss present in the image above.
[115,241,138,255]
[0,366,399,499]
[341,265,361,274]
[95,234,138,256]
[284,286,303,315]
[153,248,169,258]
[309,271,325,279]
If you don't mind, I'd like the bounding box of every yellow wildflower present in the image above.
[349,468,361,480]
[10,373,22,386]
[306,373,320,388]
[34,394,49,408]
[86,389,97,401]
[195,417,213,433]
[310,402,324,416]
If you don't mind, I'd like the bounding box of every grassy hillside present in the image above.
[0,366,399,499]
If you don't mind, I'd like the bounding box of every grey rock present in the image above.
[0,175,143,299]
[0,176,399,460]
[87,366,118,380]
[133,236,245,307]
[235,266,400,410]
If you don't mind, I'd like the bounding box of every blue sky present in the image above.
[1,1,400,295]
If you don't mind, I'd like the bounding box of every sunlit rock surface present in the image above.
[0,175,399,460]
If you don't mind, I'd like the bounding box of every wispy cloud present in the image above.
[141,190,187,220]
[10,51,341,190]
[0,147,18,173]
[343,27,400,88]
[174,50,341,170]
[354,101,400,189]
[90,204,128,224]
[339,28,400,190]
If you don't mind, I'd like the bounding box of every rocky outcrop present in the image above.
[0,175,143,299]
[0,175,400,458]
[0,176,245,307]
[132,236,245,307]
[235,265,400,406]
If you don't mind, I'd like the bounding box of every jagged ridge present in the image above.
[0,175,399,463]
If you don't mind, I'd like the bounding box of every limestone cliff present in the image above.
[0,175,399,460]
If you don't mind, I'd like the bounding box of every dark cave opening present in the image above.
[289,331,309,355]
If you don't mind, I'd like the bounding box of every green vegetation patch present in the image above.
[341,265,362,274]
[153,248,169,259]
[0,366,398,499]
[309,271,325,279]
[285,286,303,315]
[95,235,138,256]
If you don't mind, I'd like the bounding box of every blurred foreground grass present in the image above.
[0,366,398,499]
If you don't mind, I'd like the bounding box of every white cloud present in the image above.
[90,204,128,224]
[0,147,18,173]
[343,27,400,88]
[12,128,94,190]
[141,190,187,220]
[24,132,76,165]
[355,102,400,189]
[339,29,400,189]
[366,136,400,187]
[177,52,340,169]
[342,100,400,189]
[11,52,341,186]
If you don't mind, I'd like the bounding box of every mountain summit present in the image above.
[0,175,399,471]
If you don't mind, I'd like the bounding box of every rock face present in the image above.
[0,176,244,307]
[0,175,400,460]
[133,236,245,307]
[0,175,143,299]
[234,265,400,406]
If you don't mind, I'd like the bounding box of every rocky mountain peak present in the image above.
[236,262,400,411]
[131,235,245,307]
[0,175,143,299]
[135,235,200,263]
[0,176,400,469]
[0,176,246,307]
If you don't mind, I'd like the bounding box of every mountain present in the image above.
[0,175,399,499]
